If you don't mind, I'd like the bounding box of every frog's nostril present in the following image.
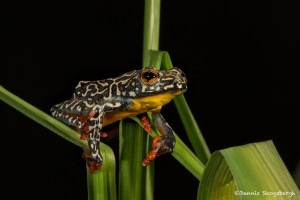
[174,81,183,89]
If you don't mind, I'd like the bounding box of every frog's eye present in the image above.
[141,68,159,85]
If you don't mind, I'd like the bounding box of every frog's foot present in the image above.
[140,115,151,133]
[142,135,175,166]
[82,151,103,173]
[87,160,103,173]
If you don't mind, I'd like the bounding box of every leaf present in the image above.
[197,140,300,200]
[0,85,86,148]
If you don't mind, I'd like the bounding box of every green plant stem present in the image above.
[119,1,161,200]
[119,121,152,199]
[143,0,160,67]
[142,1,160,198]
[174,95,211,164]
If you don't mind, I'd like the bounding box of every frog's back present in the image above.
[72,70,139,100]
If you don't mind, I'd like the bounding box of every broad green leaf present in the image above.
[198,140,300,200]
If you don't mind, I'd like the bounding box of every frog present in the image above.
[50,67,187,173]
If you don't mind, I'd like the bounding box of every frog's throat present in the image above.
[102,92,179,127]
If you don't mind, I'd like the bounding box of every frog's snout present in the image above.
[174,77,188,91]
[172,67,188,91]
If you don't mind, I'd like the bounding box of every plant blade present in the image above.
[0,85,86,148]
[198,140,300,199]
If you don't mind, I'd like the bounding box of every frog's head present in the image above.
[135,67,187,97]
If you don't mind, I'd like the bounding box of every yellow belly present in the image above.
[102,92,179,126]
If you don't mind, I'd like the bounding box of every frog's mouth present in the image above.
[172,77,187,93]
[173,89,187,95]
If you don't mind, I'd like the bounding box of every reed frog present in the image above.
[51,67,187,173]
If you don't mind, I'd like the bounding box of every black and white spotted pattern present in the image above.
[50,67,187,168]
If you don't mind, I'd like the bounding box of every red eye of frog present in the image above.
[140,67,159,85]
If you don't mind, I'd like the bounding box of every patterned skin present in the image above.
[51,67,187,173]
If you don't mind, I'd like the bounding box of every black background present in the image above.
[2,1,300,199]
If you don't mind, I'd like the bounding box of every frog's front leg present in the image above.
[142,112,176,166]
[51,100,104,172]
[83,108,104,173]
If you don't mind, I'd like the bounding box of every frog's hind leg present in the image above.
[142,112,176,166]
[51,99,95,139]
